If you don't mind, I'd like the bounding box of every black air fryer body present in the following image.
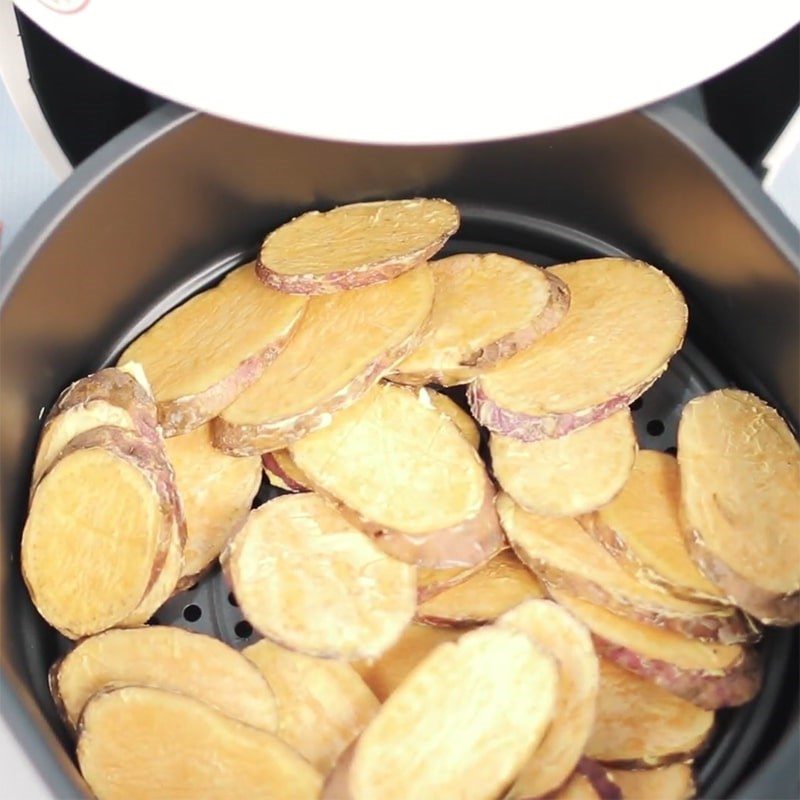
[1,101,798,799]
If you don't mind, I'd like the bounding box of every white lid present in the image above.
[14,1,800,144]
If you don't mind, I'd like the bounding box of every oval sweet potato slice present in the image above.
[392,253,568,386]
[586,660,714,767]
[347,625,559,800]
[678,389,800,624]
[352,623,461,702]
[582,450,727,603]
[552,591,761,709]
[609,764,695,800]
[499,600,599,799]
[165,423,261,585]
[244,638,379,773]
[119,263,307,436]
[498,494,753,644]
[224,494,416,660]
[491,410,636,517]
[51,626,277,732]
[291,383,503,567]
[416,551,545,627]
[469,259,687,441]
[257,198,458,294]
[215,266,435,454]
[77,686,321,800]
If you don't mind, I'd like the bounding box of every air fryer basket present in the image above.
[2,101,798,799]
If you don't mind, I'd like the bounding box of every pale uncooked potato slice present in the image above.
[244,638,379,773]
[347,625,559,800]
[392,253,569,385]
[352,623,460,702]
[119,263,307,435]
[51,626,277,732]
[491,409,636,517]
[498,494,753,644]
[552,591,761,710]
[291,384,502,567]
[583,450,727,602]
[678,389,800,624]
[416,551,545,626]
[165,423,261,585]
[32,364,158,485]
[77,686,321,800]
[610,764,695,800]
[470,259,687,440]
[225,494,416,660]
[22,429,182,639]
[257,198,458,294]
[586,660,714,766]
[214,266,434,454]
[500,600,599,799]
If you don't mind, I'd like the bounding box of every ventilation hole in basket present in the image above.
[235,620,253,640]
[228,592,239,607]
[646,419,665,436]
[665,446,678,456]
[630,397,644,411]
[183,604,202,623]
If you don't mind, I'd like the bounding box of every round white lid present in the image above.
[14,1,800,144]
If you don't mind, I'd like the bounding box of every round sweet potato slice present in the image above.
[291,383,503,567]
[224,494,416,660]
[215,266,434,454]
[586,660,714,767]
[77,686,321,800]
[552,591,761,709]
[609,764,695,800]
[119,263,307,436]
[498,494,753,644]
[244,638,379,773]
[392,253,569,386]
[582,450,727,603]
[165,423,261,585]
[491,409,636,517]
[678,389,800,624]
[469,259,687,441]
[51,626,277,733]
[500,600,599,799]
[416,551,545,627]
[257,198,458,294]
[347,625,559,800]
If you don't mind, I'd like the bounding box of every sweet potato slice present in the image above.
[491,410,636,517]
[610,764,695,800]
[214,266,434,454]
[546,761,622,800]
[469,259,687,441]
[498,494,753,643]
[500,600,599,799]
[291,383,503,567]
[582,450,727,603]
[347,625,559,800]
[32,363,158,484]
[257,198,458,294]
[416,551,545,626]
[23,428,182,638]
[392,253,569,386]
[678,389,800,624]
[428,389,481,448]
[352,623,460,701]
[165,423,261,584]
[119,263,307,435]
[586,661,713,767]
[416,561,487,602]
[77,686,321,800]
[552,591,761,709]
[51,626,277,732]
[224,493,416,659]
[244,638,379,773]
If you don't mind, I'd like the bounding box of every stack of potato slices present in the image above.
[22,198,798,800]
